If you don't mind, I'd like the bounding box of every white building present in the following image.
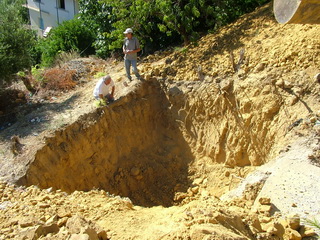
[24,0,79,37]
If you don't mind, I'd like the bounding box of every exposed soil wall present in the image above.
[20,81,194,207]
[18,71,317,208]
[165,77,283,168]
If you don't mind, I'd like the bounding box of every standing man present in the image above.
[93,75,115,103]
[123,28,141,81]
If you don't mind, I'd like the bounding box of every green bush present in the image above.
[38,18,96,67]
[0,0,38,85]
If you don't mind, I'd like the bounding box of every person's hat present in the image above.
[123,28,133,34]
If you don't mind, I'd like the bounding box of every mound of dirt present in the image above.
[0,2,320,240]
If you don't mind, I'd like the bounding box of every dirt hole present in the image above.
[20,79,280,207]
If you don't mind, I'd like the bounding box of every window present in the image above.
[39,17,44,30]
[58,0,65,9]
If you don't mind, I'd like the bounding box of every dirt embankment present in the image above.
[0,2,320,240]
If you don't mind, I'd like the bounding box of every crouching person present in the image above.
[93,75,115,106]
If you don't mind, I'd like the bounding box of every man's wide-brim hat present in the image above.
[123,28,133,34]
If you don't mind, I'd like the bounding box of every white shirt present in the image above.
[93,78,115,98]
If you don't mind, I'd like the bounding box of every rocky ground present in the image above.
[0,2,320,240]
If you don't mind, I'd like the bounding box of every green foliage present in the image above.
[101,0,180,54]
[0,0,38,85]
[94,72,107,79]
[38,18,95,67]
[94,0,270,53]
[78,0,113,58]
[31,65,45,83]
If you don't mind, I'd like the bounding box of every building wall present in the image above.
[25,0,79,36]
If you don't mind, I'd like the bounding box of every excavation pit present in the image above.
[18,79,286,207]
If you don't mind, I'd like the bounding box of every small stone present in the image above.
[260,216,272,223]
[193,178,203,186]
[57,207,72,218]
[284,81,294,89]
[191,186,199,194]
[259,205,272,214]
[41,223,59,235]
[57,217,68,227]
[19,218,34,228]
[299,225,316,237]
[97,229,109,240]
[45,215,58,225]
[276,80,284,87]
[254,62,266,72]
[38,203,50,208]
[310,116,317,123]
[130,167,140,176]
[286,229,302,240]
[304,229,316,237]
[259,197,271,205]
[69,233,90,240]
[82,226,99,240]
[287,214,300,230]
[314,73,320,83]
[267,226,277,234]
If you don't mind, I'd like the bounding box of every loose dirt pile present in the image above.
[0,2,320,240]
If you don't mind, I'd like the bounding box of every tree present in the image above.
[100,0,269,51]
[77,0,271,58]
[102,0,180,54]
[0,0,37,86]
[78,0,114,58]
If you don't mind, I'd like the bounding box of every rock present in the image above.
[285,228,302,240]
[284,81,294,89]
[18,225,42,240]
[289,96,299,106]
[19,217,35,228]
[41,223,60,235]
[299,225,316,237]
[276,79,284,87]
[130,167,140,176]
[261,222,274,232]
[57,207,72,218]
[18,223,59,239]
[315,73,320,83]
[58,217,68,227]
[258,205,272,215]
[287,214,300,230]
[153,68,160,76]
[144,74,151,81]
[193,178,203,186]
[66,215,88,234]
[260,216,272,223]
[219,79,233,91]
[69,233,90,240]
[82,226,99,240]
[293,87,303,96]
[254,63,266,72]
[97,229,109,240]
[259,197,271,205]
[191,186,199,194]
[310,116,317,123]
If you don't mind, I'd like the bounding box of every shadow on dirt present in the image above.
[0,93,81,140]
